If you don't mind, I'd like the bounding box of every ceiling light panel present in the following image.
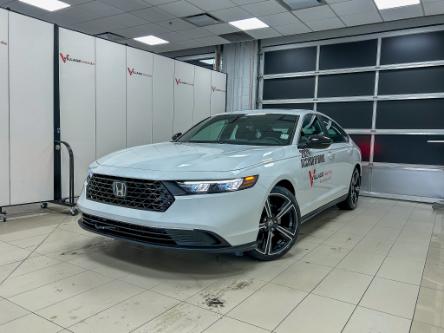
[18,0,70,11]
[229,18,269,31]
[134,35,169,45]
[374,0,420,10]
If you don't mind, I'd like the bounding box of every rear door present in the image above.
[319,115,352,199]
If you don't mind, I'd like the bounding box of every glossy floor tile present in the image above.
[0,198,442,332]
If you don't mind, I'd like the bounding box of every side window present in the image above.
[299,114,324,146]
[320,115,348,143]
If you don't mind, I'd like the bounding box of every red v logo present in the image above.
[309,169,315,187]
[60,53,68,63]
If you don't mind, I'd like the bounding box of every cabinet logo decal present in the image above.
[211,86,226,93]
[309,169,332,187]
[60,53,95,65]
[175,78,194,86]
[128,67,152,78]
[0,40,7,46]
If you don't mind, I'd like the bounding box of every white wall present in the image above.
[211,71,227,115]
[127,47,153,147]
[152,55,174,143]
[193,66,211,123]
[59,28,96,196]
[0,9,9,206]
[9,12,54,205]
[96,39,127,158]
[173,61,195,133]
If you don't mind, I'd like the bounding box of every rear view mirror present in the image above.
[171,132,182,141]
[304,135,332,149]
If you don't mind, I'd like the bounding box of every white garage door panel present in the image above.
[59,29,96,197]
[193,67,211,123]
[9,13,54,205]
[96,39,126,158]
[152,55,174,143]
[127,47,153,147]
[0,9,9,206]
[211,71,227,115]
[173,61,194,133]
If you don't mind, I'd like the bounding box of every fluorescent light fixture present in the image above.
[374,0,420,10]
[134,35,169,46]
[229,18,269,31]
[19,0,70,11]
[199,59,215,65]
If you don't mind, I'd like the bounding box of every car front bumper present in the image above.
[77,181,267,250]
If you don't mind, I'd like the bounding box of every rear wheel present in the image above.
[248,186,300,261]
[338,167,360,210]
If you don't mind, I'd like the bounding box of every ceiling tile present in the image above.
[158,1,203,17]
[340,11,382,26]
[74,13,147,35]
[98,0,152,11]
[186,0,237,11]
[331,0,379,16]
[305,16,345,30]
[115,22,171,38]
[157,18,196,30]
[260,12,301,26]
[293,5,337,21]
[131,6,175,22]
[191,35,230,45]
[210,7,251,22]
[46,1,124,25]
[424,0,444,15]
[325,0,351,3]
[231,0,264,4]
[273,21,311,35]
[181,27,215,38]
[242,0,287,17]
[142,0,177,5]
[204,22,239,34]
[246,27,281,38]
[380,4,423,21]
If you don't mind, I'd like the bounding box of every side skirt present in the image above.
[301,194,348,224]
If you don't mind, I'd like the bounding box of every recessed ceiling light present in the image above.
[134,35,169,46]
[229,18,269,31]
[374,0,420,10]
[18,0,70,12]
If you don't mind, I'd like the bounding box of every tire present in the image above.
[248,186,300,261]
[338,167,361,210]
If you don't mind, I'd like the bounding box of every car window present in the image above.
[319,115,348,143]
[299,114,324,146]
[178,114,299,146]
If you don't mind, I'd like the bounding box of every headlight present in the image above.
[177,175,258,194]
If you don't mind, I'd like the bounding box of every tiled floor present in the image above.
[0,197,443,333]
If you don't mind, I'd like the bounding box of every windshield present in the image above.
[178,113,299,146]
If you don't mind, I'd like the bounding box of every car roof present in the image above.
[214,109,315,117]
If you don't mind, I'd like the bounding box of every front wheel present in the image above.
[248,186,300,261]
[338,167,360,210]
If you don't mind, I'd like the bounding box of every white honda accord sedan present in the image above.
[77,110,361,260]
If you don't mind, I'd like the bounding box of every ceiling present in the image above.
[1,0,443,53]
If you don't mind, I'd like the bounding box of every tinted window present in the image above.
[179,114,299,146]
[264,47,316,74]
[350,134,371,161]
[316,102,374,129]
[318,72,375,97]
[298,114,324,147]
[319,115,348,143]
[320,40,377,70]
[262,103,314,110]
[263,77,315,100]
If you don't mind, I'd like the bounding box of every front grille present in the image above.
[80,214,227,248]
[86,174,174,212]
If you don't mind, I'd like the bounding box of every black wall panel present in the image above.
[379,66,444,95]
[317,102,373,129]
[381,31,444,65]
[349,135,371,161]
[377,99,444,129]
[318,72,375,97]
[262,103,314,110]
[320,40,377,70]
[263,77,315,100]
[264,47,317,74]
[374,135,444,165]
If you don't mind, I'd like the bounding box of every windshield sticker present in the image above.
[309,169,332,187]
[280,134,289,140]
[301,154,325,168]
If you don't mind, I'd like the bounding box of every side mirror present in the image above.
[305,135,332,149]
[171,132,182,142]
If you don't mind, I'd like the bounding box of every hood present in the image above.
[97,142,285,172]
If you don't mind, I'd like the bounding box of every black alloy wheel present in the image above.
[338,167,360,210]
[248,186,300,260]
